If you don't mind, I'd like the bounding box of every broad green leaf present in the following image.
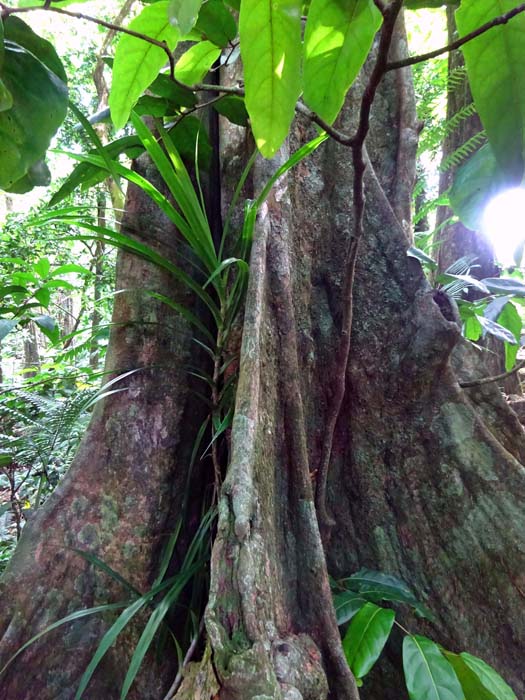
[33,287,51,307]
[303,0,382,124]
[343,602,395,679]
[149,72,197,106]
[109,2,179,130]
[0,318,17,341]
[464,314,482,341]
[195,0,237,48]
[477,315,518,345]
[443,652,498,700]
[497,302,521,370]
[403,635,465,700]
[34,314,59,343]
[407,246,437,269]
[484,296,513,322]
[461,652,516,700]
[213,95,249,126]
[340,569,433,620]
[168,0,203,34]
[0,17,4,70]
[333,592,367,625]
[239,0,302,158]
[482,277,525,297]
[456,1,525,180]
[33,257,50,279]
[4,16,66,81]
[0,78,13,112]
[0,24,67,190]
[50,264,92,277]
[175,41,221,85]
[449,144,505,231]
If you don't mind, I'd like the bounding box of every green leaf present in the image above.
[477,315,518,345]
[239,0,302,158]
[449,144,506,231]
[497,302,522,370]
[456,0,525,180]
[303,0,382,124]
[333,593,368,625]
[403,635,465,700]
[0,318,17,341]
[460,652,516,700]
[33,257,50,279]
[0,29,67,190]
[464,314,482,342]
[482,277,525,297]
[340,569,433,620]
[169,116,212,169]
[343,602,395,680]
[33,314,59,343]
[109,1,179,130]
[33,287,51,307]
[407,246,438,268]
[4,16,67,82]
[168,0,203,34]
[149,72,197,106]
[0,78,13,112]
[194,0,237,48]
[50,263,91,277]
[442,652,498,700]
[213,95,249,126]
[175,41,221,85]
[49,136,144,206]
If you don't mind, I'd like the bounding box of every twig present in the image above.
[386,3,525,72]
[0,2,175,77]
[314,0,404,537]
[162,619,205,700]
[460,359,525,389]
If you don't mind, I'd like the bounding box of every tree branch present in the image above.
[460,359,525,389]
[0,2,175,77]
[386,3,525,72]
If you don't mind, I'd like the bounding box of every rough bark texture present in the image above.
[199,21,525,700]
[0,157,208,699]
[2,10,525,700]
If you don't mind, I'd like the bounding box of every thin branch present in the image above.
[460,358,525,389]
[386,3,525,72]
[0,3,175,77]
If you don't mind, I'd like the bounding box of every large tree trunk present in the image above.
[0,157,210,699]
[1,12,525,700]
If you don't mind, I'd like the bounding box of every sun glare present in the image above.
[482,187,525,267]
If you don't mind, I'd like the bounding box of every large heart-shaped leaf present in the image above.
[109,1,179,130]
[403,635,465,700]
[239,0,302,158]
[0,19,67,191]
[303,0,382,124]
[456,1,525,180]
[343,602,395,680]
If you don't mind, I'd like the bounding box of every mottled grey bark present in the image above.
[2,11,525,700]
[0,157,209,699]
[199,20,525,700]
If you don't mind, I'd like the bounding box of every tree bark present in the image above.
[0,157,210,699]
[1,11,525,700]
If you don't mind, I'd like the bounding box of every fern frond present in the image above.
[440,131,487,172]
